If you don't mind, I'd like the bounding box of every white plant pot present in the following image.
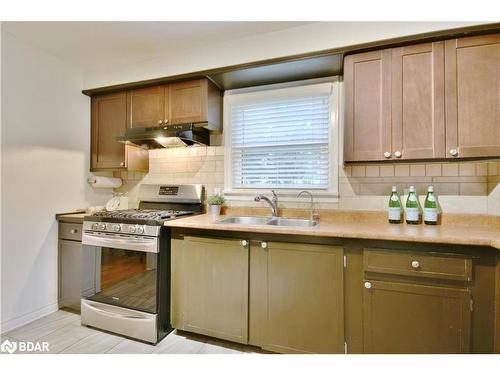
[208,204,221,219]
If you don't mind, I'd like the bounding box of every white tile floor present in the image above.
[1,309,264,354]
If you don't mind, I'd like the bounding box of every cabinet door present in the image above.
[91,91,127,169]
[169,79,208,124]
[127,85,167,128]
[183,236,249,344]
[445,34,500,158]
[363,280,471,353]
[59,240,97,309]
[392,42,445,159]
[344,50,392,162]
[253,241,344,353]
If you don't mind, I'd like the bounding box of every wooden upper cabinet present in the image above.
[169,78,221,128]
[125,78,221,129]
[91,91,148,172]
[445,34,500,158]
[344,50,392,162]
[391,42,445,160]
[91,92,127,169]
[344,33,500,162]
[127,85,168,128]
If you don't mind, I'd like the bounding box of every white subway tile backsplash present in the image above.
[442,163,459,176]
[394,165,410,177]
[118,147,500,215]
[459,163,476,176]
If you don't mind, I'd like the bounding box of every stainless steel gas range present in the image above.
[81,184,203,344]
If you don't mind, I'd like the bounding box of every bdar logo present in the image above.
[1,339,17,354]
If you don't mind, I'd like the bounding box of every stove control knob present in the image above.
[99,223,106,230]
[129,226,136,233]
[92,223,99,230]
[137,226,145,234]
[113,224,121,232]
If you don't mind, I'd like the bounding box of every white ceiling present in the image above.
[2,21,313,70]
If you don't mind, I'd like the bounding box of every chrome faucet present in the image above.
[254,190,278,218]
[297,190,319,223]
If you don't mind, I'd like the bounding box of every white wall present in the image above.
[0,30,109,332]
[83,21,483,89]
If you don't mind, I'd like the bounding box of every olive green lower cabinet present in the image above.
[362,248,473,353]
[249,241,344,354]
[171,236,249,344]
[363,280,471,353]
[171,236,345,353]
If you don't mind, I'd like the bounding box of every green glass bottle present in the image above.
[424,185,439,225]
[388,186,403,224]
[405,186,421,224]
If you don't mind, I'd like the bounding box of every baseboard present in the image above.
[0,302,59,334]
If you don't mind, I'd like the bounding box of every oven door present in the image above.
[82,231,159,314]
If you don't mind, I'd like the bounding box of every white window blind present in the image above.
[228,83,333,189]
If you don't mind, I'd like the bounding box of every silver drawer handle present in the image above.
[384,151,391,159]
[70,229,78,234]
[364,281,372,289]
[261,241,268,249]
[240,240,248,247]
[449,149,458,156]
[411,260,420,269]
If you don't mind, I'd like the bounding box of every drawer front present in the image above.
[364,248,472,282]
[59,222,83,241]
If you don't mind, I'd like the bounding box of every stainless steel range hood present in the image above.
[117,123,210,149]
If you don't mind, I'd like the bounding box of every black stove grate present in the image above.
[91,209,193,221]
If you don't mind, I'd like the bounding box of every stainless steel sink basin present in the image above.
[267,218,318,227]
[216,216,318,228]
[216,216,271,226]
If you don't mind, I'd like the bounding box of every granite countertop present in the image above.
[164,213,500,250]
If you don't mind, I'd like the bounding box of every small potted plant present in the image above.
[207,194,225,219]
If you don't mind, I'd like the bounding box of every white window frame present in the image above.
[223,77,340,203]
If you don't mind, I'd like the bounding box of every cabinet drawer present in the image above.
[58,223,83,241]
[364,248,472,282]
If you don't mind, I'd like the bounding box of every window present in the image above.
[224,79,339,201]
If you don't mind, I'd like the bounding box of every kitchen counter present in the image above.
[56,212,87,224]
[165,211,500,250]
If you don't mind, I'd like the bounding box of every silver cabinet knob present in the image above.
[92,223,99,230]
[364,281,372,289]
[394,151,402,158]
[449,149,458,156]
[119,161,125,167]
[70,229,78,234]
[241,240,248,247]
[164,119,169,124]
[99,223,106,230]
[411,260,420,269]
[113,224,121,232]
[384,152,391,159]
[261,241,268,249]
[137,226,144,234]
[158,120,163,125]
[129,226,136,233]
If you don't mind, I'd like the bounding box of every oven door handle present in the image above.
[82,232,159,253]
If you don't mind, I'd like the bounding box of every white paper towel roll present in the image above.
[87,176,123,189]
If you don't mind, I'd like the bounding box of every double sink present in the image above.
[216,216,318,228]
